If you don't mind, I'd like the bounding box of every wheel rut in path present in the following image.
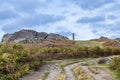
[82,66,114,80]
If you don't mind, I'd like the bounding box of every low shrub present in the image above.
[0,44,43,80]
[36,46,120,60]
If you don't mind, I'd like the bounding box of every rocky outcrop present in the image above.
[1,29,69,43]
[2,34,13,43]
[99,36,109,40]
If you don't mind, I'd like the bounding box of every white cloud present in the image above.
[0,0,120,40]
[0,27,5,41]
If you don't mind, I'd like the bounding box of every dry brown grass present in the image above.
[91,38,119,47]
[56,73,66,80]
[88,66,99,74]
[72,66,93,80]
[23,40,74,49]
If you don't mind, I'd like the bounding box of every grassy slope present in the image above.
[0,41,120,80]
[74,40,103,47]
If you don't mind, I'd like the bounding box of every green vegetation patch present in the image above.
[109,56,120,80]
[41,71,50,80]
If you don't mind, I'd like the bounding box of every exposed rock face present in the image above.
[2,29,69,43]
[2,34,13,43]
[100,36,109,40]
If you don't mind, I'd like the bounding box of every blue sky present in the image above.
[0,0,120,40]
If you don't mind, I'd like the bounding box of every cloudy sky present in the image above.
[0,0,120,40]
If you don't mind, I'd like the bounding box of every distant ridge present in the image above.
[2,29,69,43]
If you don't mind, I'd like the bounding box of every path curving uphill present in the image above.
[19,55,118,80]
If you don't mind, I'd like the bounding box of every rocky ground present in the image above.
[19,56,117,80]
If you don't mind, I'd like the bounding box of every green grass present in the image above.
[74,40,103,47]
[41,71,50,80]
[109,69,120,80]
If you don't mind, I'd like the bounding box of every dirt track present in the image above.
[19,56,117,80]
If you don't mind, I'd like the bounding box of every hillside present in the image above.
[91,37,120,47]
[1,31,120,80]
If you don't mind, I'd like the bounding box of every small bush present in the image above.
[109,56,120,70]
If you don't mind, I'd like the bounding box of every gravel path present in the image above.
[19,64,50,80]
[64,56,117,80]
[64,65,76,80]
[46,63,62,80]
[64,62,85,80]
[19,62,62,80]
